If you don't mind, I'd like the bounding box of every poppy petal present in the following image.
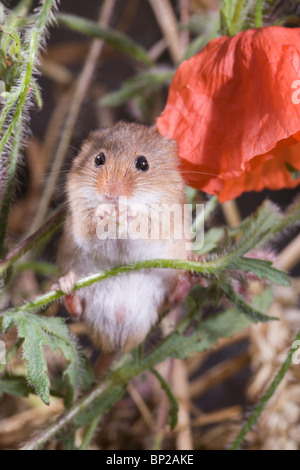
[157,26,300,200]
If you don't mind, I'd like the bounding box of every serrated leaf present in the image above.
[1,312,81,405]
[279,197,300,232]
[198,227,224,255]
[150,367,179,430]
[231,200,283,258]
[148,305,250,364]
[228,257,290,286]
[15,316,51,404]
[221,281,278,323]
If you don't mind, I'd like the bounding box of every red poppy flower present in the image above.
[157,26,300,201]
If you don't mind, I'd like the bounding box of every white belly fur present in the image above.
[71,237,180,351]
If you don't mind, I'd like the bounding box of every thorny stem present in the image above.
[0,0,57,255]
[0,257,226,316]
[0,123,22,257]
[229,328,300,450]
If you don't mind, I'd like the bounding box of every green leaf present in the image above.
[0,374,34,398]
[228,257,290,286]
[197,227,224,255]
[229,200,283,258]
[285,162,300,181]
[278,197,300,232]
[1,312,81,405]
[58,13,153,66]
[100,67,174,107]
[252,286,274,312]
[221,281,278,323]
[16,260,60,276]
[150,367,179,430]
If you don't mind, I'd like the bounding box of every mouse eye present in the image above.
[95,152,106,167]
[135,155,149,172]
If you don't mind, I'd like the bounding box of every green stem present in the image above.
[0,257,224,317]
[230,0,245,35]
[254,0,263,28]
[0,122,22,256]
[79,415,101,450]
[20,377,122,450]
[229,328,300,450]
[0,0,57,256]
[220,0,233,36]
[0,30,37,154]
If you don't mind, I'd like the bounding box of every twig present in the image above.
[148,0,182,64]
[127,382,154,429]
[173,359,193,450]
[221,200,241,228]
[189,351,250,399]
[0,206,65,276]
[0,399,64,448]
[39,59,73,86]
[278,232,300,272]
[148,38,167,61]
[229,327,300,450]
[30,0,117,232]
[40,86,75,172]
[192,405,242,427]
[179,0,190,53]
[187,329,249,376]
[20,377,117,450]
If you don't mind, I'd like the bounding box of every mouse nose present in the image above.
[105,181,125,200]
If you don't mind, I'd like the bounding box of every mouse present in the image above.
[56,121,190,356]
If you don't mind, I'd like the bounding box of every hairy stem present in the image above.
[0,0,57,255]
[0,257,223,316]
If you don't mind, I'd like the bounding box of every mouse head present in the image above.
[68,122,185,208]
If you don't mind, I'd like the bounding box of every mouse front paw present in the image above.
[52,271,83,318]
[52,270,76,295]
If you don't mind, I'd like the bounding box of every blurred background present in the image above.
[1,0,300,450]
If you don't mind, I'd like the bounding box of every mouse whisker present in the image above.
[179,170,218,176]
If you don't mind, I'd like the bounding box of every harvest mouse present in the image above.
[56,122,190,355]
